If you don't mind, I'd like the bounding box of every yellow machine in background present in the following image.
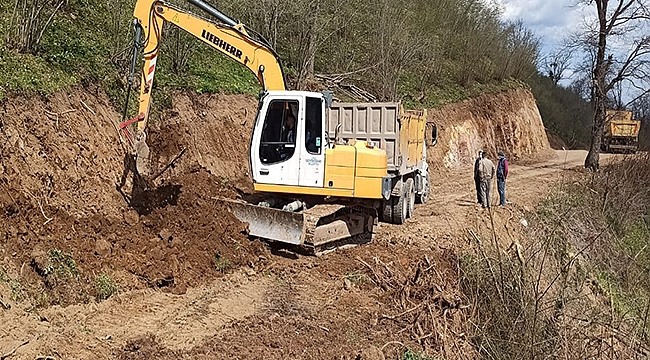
[120,0,435,254]
[601,110,641,153]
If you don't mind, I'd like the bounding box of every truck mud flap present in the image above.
[221,199,306,245]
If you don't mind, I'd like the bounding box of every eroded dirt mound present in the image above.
[148,92,257,192]
[1,87,124,218]
[426,88,552,170]
[0,88,263,306]
[3,168,264,305]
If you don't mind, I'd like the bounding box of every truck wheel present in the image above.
[381,198,393,223]
[391,190,408,225]
[405,178,415,218]
[415,173,429,204]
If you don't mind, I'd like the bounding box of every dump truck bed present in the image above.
[326,102,426,174]
[602,110,641,153]
[605,110,641,138]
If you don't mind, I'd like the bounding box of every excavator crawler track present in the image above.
[220,199,376,256]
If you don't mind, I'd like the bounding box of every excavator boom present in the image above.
[122,0,286,175]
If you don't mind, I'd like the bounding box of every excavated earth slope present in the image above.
[0,87,551,305]
[0,88,263,303]
[426,88,552,170]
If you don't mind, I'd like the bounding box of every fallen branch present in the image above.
[318,325,330,332]
[0,299,10,310]
[37,200,53,225]
[1,339,29,360]
[356,256,388,290]
[380,341,405,351]
[80,100,96,116]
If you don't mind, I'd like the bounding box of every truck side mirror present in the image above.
[430,124,438,147]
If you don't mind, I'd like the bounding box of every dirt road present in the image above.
[0,150,615,359]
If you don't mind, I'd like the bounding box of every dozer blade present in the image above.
[222,199,306,245]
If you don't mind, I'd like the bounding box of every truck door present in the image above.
[298,96,325,187]
[251,94,302,186]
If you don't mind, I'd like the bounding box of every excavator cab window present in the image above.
[259,100,299,164]
[305,97,322,155]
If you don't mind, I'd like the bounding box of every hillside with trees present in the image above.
[0,0,539,107]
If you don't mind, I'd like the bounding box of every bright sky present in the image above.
[494,0,595,55]
[494,0,650,101]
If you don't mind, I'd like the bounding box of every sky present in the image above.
[493,0,650,102]
[493,0,595,56]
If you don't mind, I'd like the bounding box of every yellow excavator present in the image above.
[119,0,435,254]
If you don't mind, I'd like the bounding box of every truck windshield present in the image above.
[259,99,299,165]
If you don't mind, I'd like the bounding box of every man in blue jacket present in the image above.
[496,151,509,206]
[473,150,483,204]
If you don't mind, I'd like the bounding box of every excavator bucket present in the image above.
[134,138,151,176]
[222,199,306,245]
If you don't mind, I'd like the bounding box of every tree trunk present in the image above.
[584,0,608,171]
[585,105,606,170]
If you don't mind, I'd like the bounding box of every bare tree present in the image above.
[543,48,573,85]
[579,0,650,170]
[5,0,67,53]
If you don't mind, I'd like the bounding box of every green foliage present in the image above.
[213,252,231,273]
[0,48,75,100]
[402,349,434,360]
[45,249,78,279]
[163,52,260,95]
[9,279,24,301]
[527,74,593,148]
[95,273,119,300]
[344,271,369,286]
[0,267,7,283]
[402,77,525,108]
[0,0,539,106]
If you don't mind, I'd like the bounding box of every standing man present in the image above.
[473,150,483,204]
[479,152,495,209]
[496,151,509,206]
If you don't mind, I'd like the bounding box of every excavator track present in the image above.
[220,199,376,256]
[301,205,376,256]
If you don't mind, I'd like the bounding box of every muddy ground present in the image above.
[0,88,598,359]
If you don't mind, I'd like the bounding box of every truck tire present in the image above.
[381,197,394,223]
[391,186,408,225]
[405,178,415,218]
[415,173,429,204]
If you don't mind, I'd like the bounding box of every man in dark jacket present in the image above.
[496,151,509,206]
[473,150,483,204]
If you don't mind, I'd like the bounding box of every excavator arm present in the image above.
[121,0,286,175]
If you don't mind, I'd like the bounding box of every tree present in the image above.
[580,0,650,170]
[542,48,573,85]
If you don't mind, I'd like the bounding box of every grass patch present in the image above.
[9,279,24,301]
[95,273,119,300]
[402,349,434,360]
[400,77,525,109]
[344,271,369,286]
[45,249,78,279]
[213,252,231,273]
[0,267,8,283]
[0,47,76,100]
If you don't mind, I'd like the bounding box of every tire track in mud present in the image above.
[0,274,268,358]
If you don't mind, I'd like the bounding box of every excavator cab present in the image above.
[252,91,327,188]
